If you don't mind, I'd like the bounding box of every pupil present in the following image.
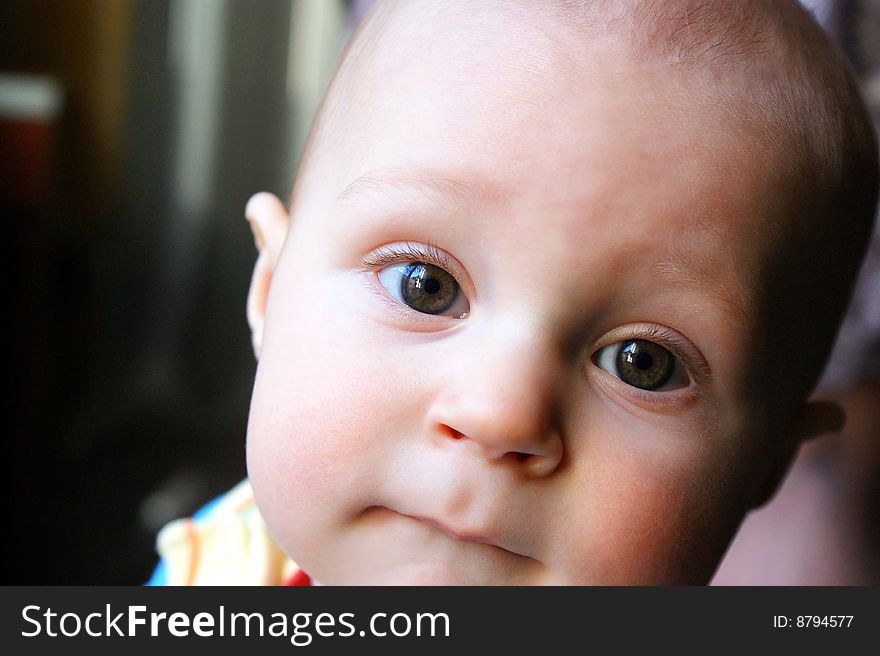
[423,277,441,294]
[634,351,653,370]
[398,263,459,315]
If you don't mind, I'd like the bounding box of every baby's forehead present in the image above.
[317,4,844,273]
[307,0,810,204]
[354,0,799,91]
[316,0,828,278]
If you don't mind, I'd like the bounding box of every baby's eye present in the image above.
[592,339,689,391]
[376,262,470,318]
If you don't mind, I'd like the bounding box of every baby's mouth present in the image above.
[369,506,532,561]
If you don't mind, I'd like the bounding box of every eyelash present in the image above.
[620,325,687,364]
[360,242,458,281]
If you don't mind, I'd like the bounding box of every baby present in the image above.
[150,0,878,585]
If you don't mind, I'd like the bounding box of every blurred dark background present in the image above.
[5,0,354,583]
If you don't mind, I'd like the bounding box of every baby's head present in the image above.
[243,0,878,584]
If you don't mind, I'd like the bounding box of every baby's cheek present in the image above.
[249,354,377,506]
[559,426,750,584]
[598,474,719,583]
[247,296,422,564]
[247,383,377,573]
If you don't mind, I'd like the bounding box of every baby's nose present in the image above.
[426,329,565,478]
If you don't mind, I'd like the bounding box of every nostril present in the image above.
[441,424,465,440]
[515,452,531,463]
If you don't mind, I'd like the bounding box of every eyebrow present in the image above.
[335,167,501,213]
[651,247,750,327]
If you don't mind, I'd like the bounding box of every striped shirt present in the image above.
[147,480,310,586]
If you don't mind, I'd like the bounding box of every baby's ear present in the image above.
[752,399,845,508]
[245,192,290,359]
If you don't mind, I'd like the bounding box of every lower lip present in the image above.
[375,507,524,558]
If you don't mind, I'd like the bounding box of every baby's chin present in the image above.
[320,556,540,586]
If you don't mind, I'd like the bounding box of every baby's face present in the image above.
[247,5,795,584]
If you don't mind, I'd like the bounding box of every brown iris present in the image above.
[400,263,459,314]
[615,340,675,390]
